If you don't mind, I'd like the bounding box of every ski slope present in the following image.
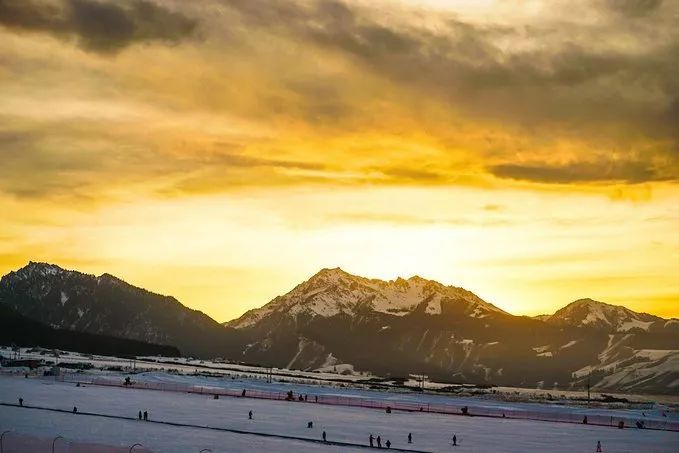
[1,375,677,452]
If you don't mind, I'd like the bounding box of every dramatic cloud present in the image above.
[0,0,195,53]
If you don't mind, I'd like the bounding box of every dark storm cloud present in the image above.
[489,160,673,184]
[606,0,663,17]
[222,0,679,133]
[0,0,195,53]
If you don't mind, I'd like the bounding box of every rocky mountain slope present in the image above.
[0,304,179,357]
[1,263,677,394]
[0,262,242,357]
[227,268,678,394]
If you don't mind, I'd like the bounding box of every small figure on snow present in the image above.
[18,397,23,407]
[249,410,253,420]
[596,440,602,452]
[408,432,412,444]
[386,406,392,414]
[452,434,457,446]
[377,435,382,448]
[461,406,468,415]
[242,389,246,397]
[299,394,304,402]
[138,410,142,420]
[385,440,391,449]
[73,406,77,414]
[143,410,148,421]
[369,434,374,447]
[315,395,318,403]
[322,431,327,442]
[583,416,588,424]
[307,421,313,429]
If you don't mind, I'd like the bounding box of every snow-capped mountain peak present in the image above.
[543,298,661,332]
[227,268,507,329]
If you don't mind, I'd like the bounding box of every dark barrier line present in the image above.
[0,403,431,453]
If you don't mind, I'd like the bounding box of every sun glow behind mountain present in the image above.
[0,0,677,321]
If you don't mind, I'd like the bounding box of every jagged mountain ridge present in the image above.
[0,262,243,357]
[227,267,508,329]
[1,262,677,394]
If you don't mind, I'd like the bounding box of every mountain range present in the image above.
[1,262,677,394]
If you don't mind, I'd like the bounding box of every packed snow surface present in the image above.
[1,373,677,452]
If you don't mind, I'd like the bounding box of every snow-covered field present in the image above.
[1,374,677,452]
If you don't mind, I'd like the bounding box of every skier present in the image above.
[73,406,77,414]
[18,397,23,407]
[583,416,588,424]
[307,421,313,428]
[322,431,327,442]
[249,410,253,420]
[138,411,142,420]
[369,434,374,447]
[386,440,391,449]
[408,433,412,444]
[596,440,602,452]
[377,436,382,448]
[242,389,246,397]
[452,434,457,446]
[386,406,392,414]
[315,395,318,403]
[143,410,148,421]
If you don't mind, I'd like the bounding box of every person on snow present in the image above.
[408,433,412,444]
[452,434,457,446]
[18,397,23,407]
[322,431,327,442]
[143,410,148,421]
[249,410,253,420]
[315,395,318,403]
[242,389,246,397]
[596,440,602,452]
[307,421,313,428]
[583,416,588,424]
[73,406,77,414]
[385,440,391,449]
[369,434,374,447]
[377,435,382,448]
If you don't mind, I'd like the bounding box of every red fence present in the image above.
[50,373,679,432]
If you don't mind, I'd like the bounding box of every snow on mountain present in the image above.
[541,298,663,332]
[227,267,507,328]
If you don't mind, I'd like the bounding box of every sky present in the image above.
[0,0,678,322]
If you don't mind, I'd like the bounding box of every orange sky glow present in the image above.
[0,0,677,321]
